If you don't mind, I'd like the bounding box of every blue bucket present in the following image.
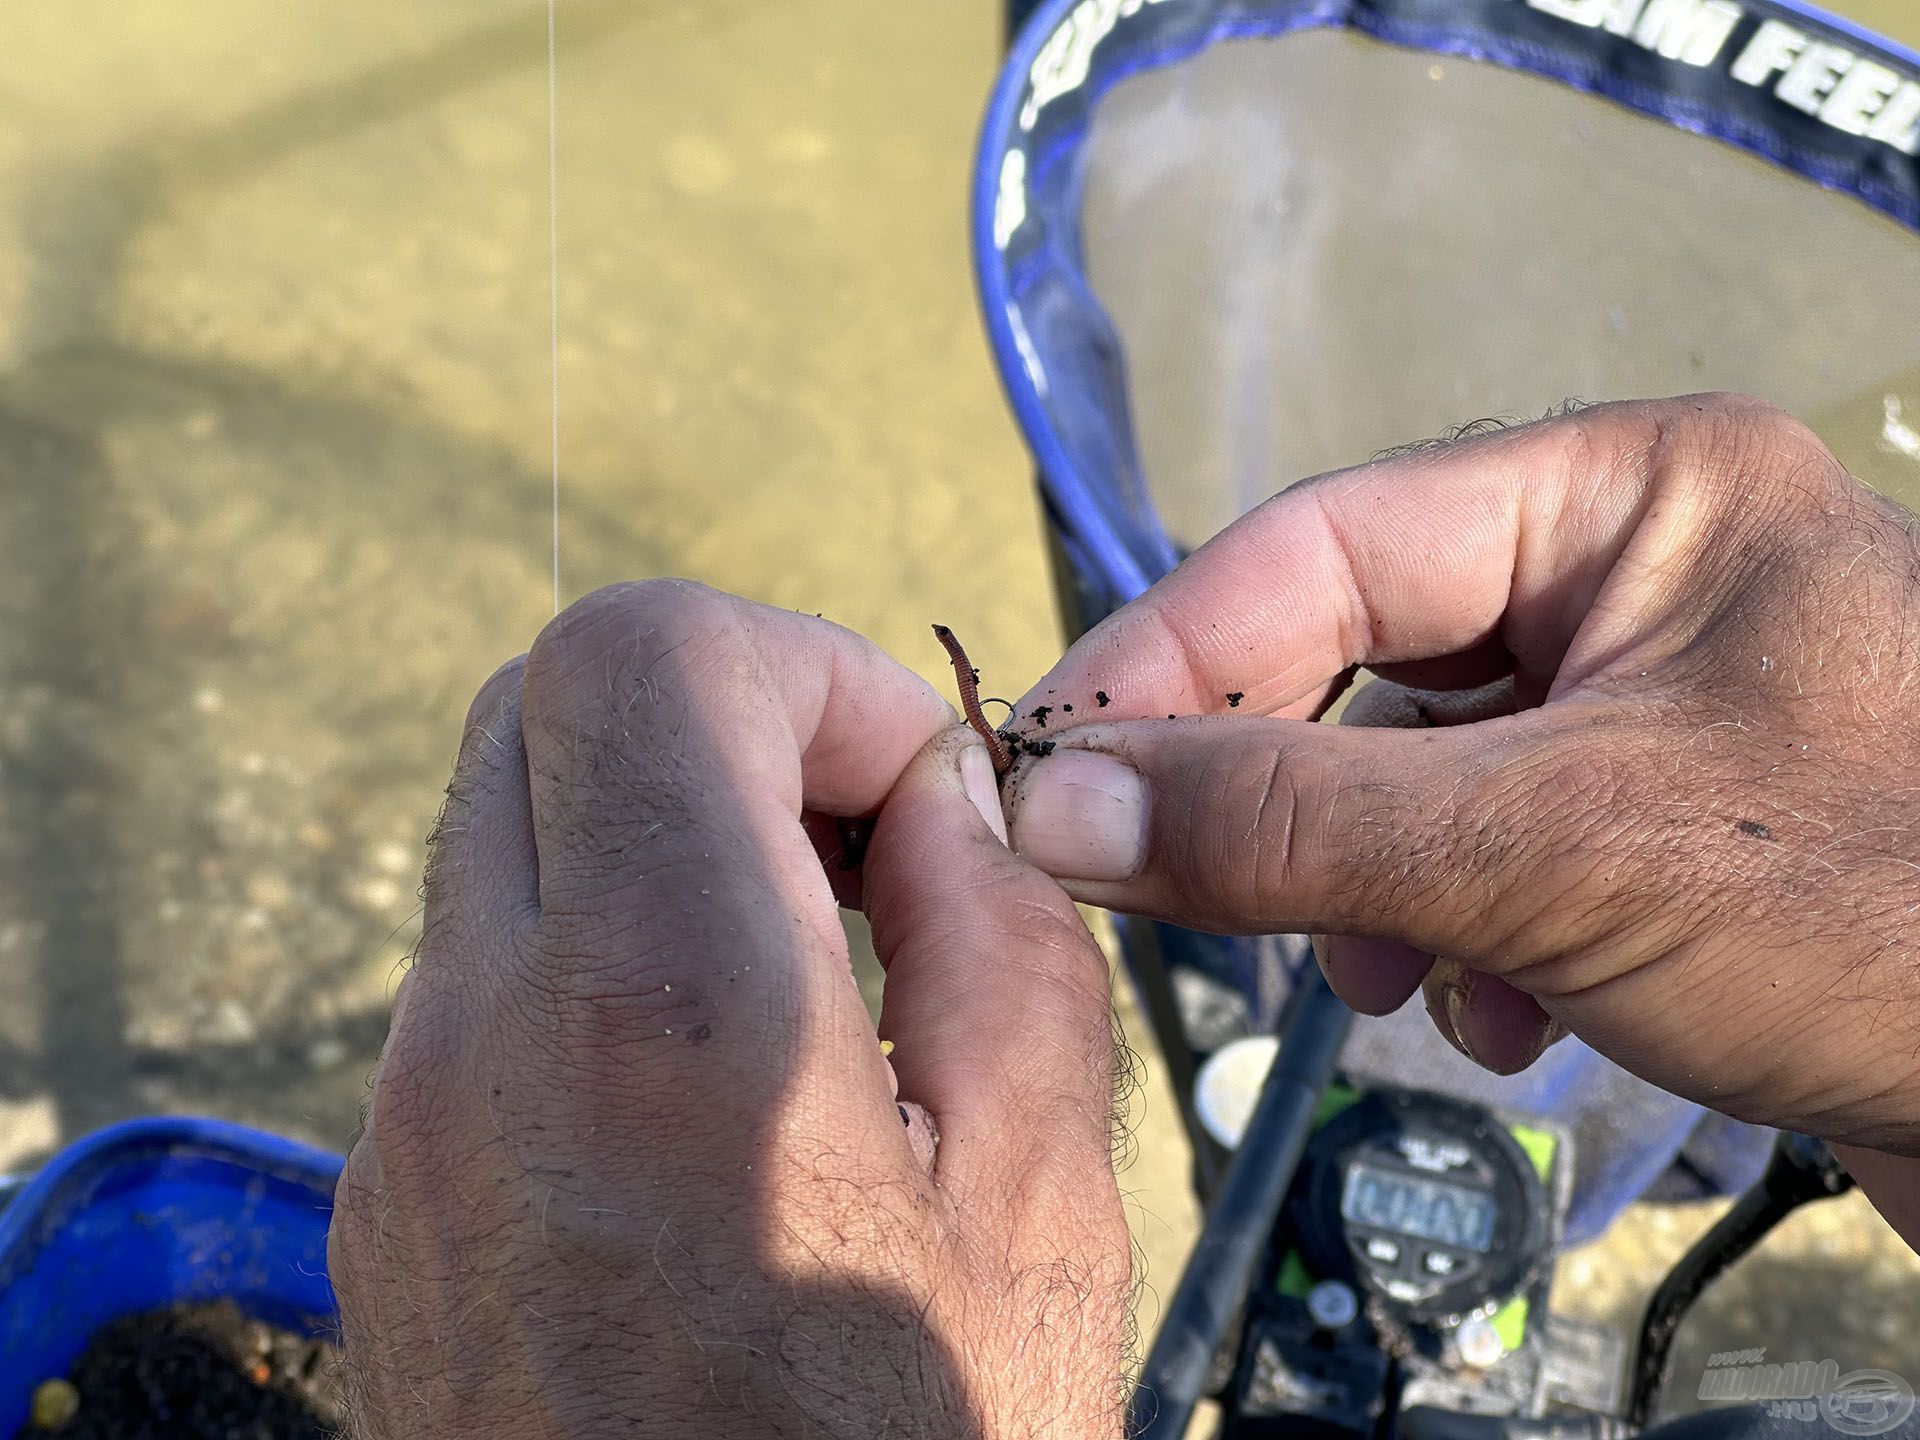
[0,1117,343,1428]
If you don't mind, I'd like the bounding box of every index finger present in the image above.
[485,581,959,1135]
[1017,395,1789,724]
[519,580,955,918]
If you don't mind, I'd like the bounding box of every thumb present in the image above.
[1000,714,1620,974]
[861,727,1121,1209]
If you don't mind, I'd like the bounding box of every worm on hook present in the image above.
[931,624,1013,774]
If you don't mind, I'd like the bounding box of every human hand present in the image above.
[329,582,1131,1437]
[998,396,1920,1156]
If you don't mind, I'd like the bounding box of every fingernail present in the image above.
[1437,966,1566,1074]
[1433,977,1475,1062]
[959,742,1009,844]
[1010,749,1148,881]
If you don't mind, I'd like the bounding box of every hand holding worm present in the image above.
[332,582,1129,1438]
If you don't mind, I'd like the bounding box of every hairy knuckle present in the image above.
[462,653,527,733]
[1473,738,1646,947]
[1662,395,1841,509]
[1304,493,1377,660]
[1696,391,1808,443]
[519,923,686,1033]
[523,579,743,731]
[560,576,724,636]
[1553,398,1666,485]
[1134,601,1216,709]
[517,586,773,898]
[440,659,531,818]
[362,1005,472,1179]
[1563,394,1818,510]
[326,1170,418,1345]
[328,1147,383,1253]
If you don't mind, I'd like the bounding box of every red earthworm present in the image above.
[931,624,1013,774]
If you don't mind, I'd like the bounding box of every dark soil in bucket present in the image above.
[18,1301,344,1439]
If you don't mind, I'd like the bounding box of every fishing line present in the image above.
[546,0,561,615]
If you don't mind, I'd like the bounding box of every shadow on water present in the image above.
[0,0,670,1161]
[0,413,135,1140]
[0,348,627,1157]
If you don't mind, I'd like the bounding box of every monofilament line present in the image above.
[546,0,561,615]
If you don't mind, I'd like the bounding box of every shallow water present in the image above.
[1085,11,1920,548]
[0,0,1052,1161]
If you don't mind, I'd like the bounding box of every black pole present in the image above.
[1627,1133,1853,1428]
[1129,970,1353,1440]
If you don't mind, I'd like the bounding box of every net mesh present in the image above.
[1077,28,1920,548]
